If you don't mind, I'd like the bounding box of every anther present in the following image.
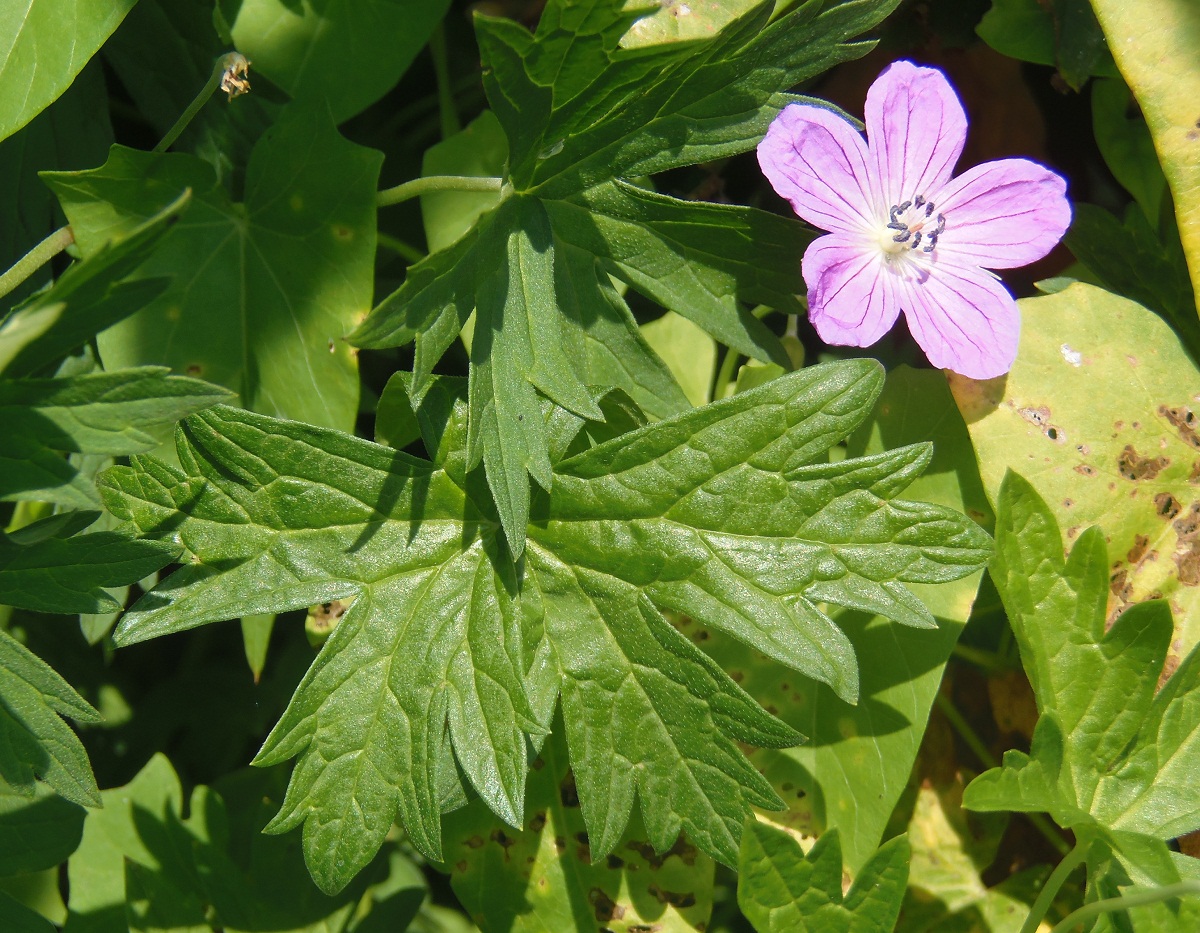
[897,200,912,213]
[923,232,938,253]
[913,195,925,208]
[909,231,923,249]
[925,202,935,217]
[893,229,911,243]
[935,213,946,234]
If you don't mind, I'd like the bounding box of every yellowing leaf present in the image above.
[951,283,1200,663]
[1090,0,1200,313]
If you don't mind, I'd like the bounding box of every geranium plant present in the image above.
[2,1,1199,931]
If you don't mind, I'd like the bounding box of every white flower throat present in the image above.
[879,195,946,260]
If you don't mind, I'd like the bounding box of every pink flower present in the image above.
[758,60,1071,379]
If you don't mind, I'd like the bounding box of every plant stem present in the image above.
[377,232,425,264]
[155,51,249,153]
[714,348,741,399]
[0,226,74,303]
[429,23,460,139]
[376,175,505,208]
[1020,840,1090,933]
[935,690,997,768]
[951,642,1009,673]
[934,690,1071,857]
[1049,881,1200,933]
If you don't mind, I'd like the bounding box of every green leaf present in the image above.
[641,310,716,408]
[0,61,112,308]
[0,512,178,615]
[547,180,810,356]
[1049,0,1108,91]
[950,283,1200,664]
[64,755,383,933]
[965,472,1200,843]
[0,0,136,143]
[441,726,714,933]
[43,105,382,431]
[737,822,909,932]
[0,193,189,378]
[0,367,232,508]
[355,0,899,553]
[898,779,1044,932]
[1066,204,1200,360]
[239,614,274,683]
[693,367,990,872]
[1091,75,1166,222]
[0,780,85,875]
[976,0,1116,86]
[420,110,509,255]
[98,360,989,893]
[0,891,54,933]
[218,0,451,122]
[101,0,280,174]
[0,628,101,808]
[1090,0,1200,311]
[621,0,760,47]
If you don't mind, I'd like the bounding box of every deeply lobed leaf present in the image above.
[354,0,901,554]
[100,360,989,893]
[965,472,1200,908]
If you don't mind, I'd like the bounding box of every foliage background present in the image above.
[2,0,1200,931]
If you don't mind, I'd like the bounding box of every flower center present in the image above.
[880,195,946,257]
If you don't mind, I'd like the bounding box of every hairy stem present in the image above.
[1020,840,1090,933]
[0,226,75,303]
[1049,881,1200,933]
[155,51,250,153]
[377,175,504,208]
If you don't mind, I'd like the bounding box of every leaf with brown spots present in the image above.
[952,283,1200,653]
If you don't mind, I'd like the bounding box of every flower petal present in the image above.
[758,103,877,234]
[933,158,1071,269]
[804,234,901,347]
[865,60,967,204]
[897,261,1019,379]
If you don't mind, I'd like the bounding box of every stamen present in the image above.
[884,197,947,255]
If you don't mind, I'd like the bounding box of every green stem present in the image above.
[935,690,997,768]
[1020,840,1091,933]
[714,348,741,399]
[950,642,1009,673]
[0,226,74,303]
[1049,881,1200,933]
[376,175,505,208]
[429,23,460,139]
[377,232,425,264]
[155,51,249,153]
[935,691,1071,857]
